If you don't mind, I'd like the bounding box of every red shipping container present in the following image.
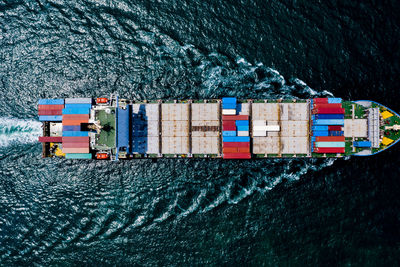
[38,109,63,116]
[314,108,345,114]
[62,147,89,153]
[328,125,342,131]
[316,136,345,142]
[62,137,89,143]
[38,136,63,142]
[222,120,236,127]
[223,142,250,147]
[62,114,89,120]
[315,147,345,154]
[238,147,250,153]
[313,103,342,109]
[223,147,238,153]
[223,153,251,159]
[62,142,89,148]
[222,115,249,121]
[313,98,329,104]
[38,104,64,110]
[223,125,236,131]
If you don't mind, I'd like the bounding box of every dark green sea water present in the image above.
[1,0,400,265]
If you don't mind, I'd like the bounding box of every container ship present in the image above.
[37,96,400,160]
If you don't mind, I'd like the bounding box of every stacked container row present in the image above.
[38,99,64,121]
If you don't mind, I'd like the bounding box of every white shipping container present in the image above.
[222,109,236,115]
[253,120,266,126]
[253,131,267,137]
[237,131,249,136]
[253,125,280,132]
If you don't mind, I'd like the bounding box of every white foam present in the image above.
[0,117,42,147]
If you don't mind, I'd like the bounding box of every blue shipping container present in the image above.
[237,125,249,131]
[328,98,342,104]
[353,141,371,148]
[63,125,81,131]
[222,103,236,109]
[38,115,62,121]
[65,104,92,109]
[315,142,345,148]
[117,107,130,150]
[313,131,329,136]
[62,108,90,115]
[65,153,92,159]
[235,120,249,126]
[312,126,329,131]
[62,131,89,137]
[329,131,344,136]
[315,114,344,119]
[223,136,250,142]
[222,131,237,137]
[38,99,64,105]
[314,119,344,126]
[222,97,237,104]
[311,136,316,142]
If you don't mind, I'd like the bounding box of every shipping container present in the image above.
[315,141,345,148]
[223,136,250,142]
[314,147,345,154]
[38,110,63,116]
[38,99,64,105]
[62,125,81,131]
[222,115,249,121]
[223,153,251,159]
[253,125,280,131]
[328,131,344,136]
[328,125,342,131]
[62,142,89,148]
[65,153,92,159]
[253,131,267,137]
[313,108,345,114]
[223,142,250,147]
[313,131,329,136]
[62,108,90,115]
[39,115,62,121]
[62,119,87,125]
[353,141,371,148]
[62,131,89,137]
[313,98,329,104]
[222,131,237,137]
[38,136,63,142]
[222,103,236,109]
[65,98,92,104]
[312,125,329,131]
[223,147,238,153]
[237,131,249,136]
[222,125,236,131]
[313,119,344,125]
[117,107,130,150]
[222,120,236,126]
[314,114,344,119]
[235,120,249,126]
[238,147,250,153]
[222,97,237,104]
[237,125,249,131]
[64,103,92,109]
[62,147,90,153]
[62,136,89,143]
[62,114,89,120]
[38,104,64,110]
[316,136,345,142]
[328,98,342,104]
[313,103,342,109]
[222,109,236,115]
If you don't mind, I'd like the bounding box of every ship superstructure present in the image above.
[37,96,400,159]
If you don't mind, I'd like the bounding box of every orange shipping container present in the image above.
[223,147,238,153]
[238,147,250,153]
[62,147,89,154]
[38,104,64,110]
[62,119,87,125]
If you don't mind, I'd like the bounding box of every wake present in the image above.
[0,117,42,147]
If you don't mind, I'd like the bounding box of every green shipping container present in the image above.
[65,153,92,159]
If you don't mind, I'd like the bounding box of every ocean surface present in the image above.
[1,0,400,265]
